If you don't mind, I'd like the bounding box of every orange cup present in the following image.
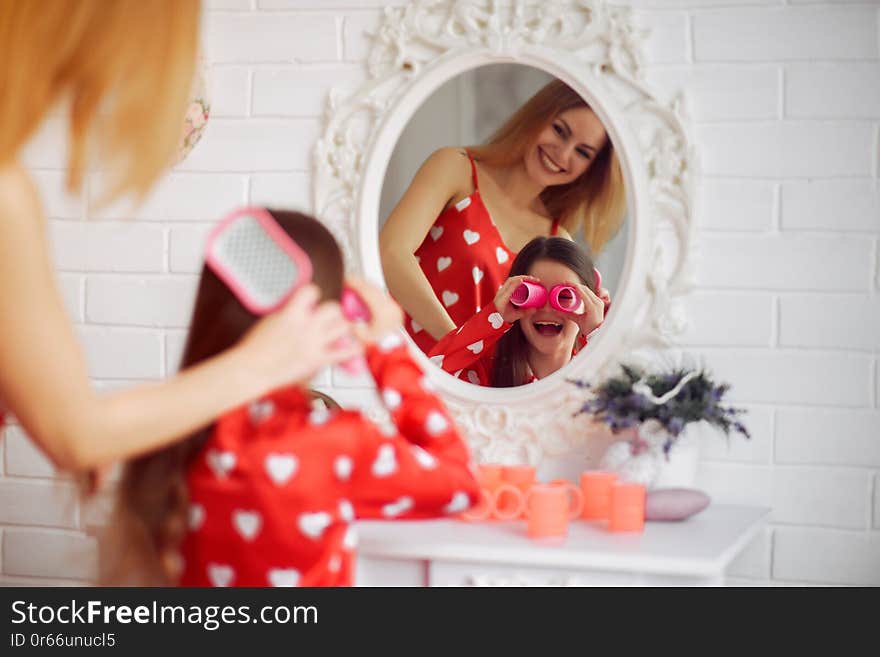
[459,488,493,521]
[609,482,646,532]
[491,483,525,520]
[502,464,536,494]
[523,483,583,540]
[476,463,504,491]
[580,470,618,520]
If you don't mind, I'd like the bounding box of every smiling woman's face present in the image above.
[523,107,608,188]
[519,258,582,357]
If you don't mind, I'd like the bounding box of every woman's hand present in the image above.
[344,276,404,345]
[236,284,363,389]
[493,275,541,324]
[572,284,606,337]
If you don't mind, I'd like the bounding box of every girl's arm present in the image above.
[427,304,511,378]
[0,165,360,471]
[379,148,472,341]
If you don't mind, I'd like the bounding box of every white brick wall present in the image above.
[2,0,878,587]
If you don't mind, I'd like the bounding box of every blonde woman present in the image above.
[0,1,361,471]
[380,79,625,356]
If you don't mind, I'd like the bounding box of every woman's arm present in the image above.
[0,165,360,471]
[379,148,472,341]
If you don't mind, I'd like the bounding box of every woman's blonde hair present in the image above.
[469,79,626,254]
[0,0,200,201]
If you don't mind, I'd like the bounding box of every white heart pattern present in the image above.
[382,388,402,410]
[371,444,398,478]
[463,229,480,246]
[248,399,275,424]
[454,196,472,212]
[411,445,438,470]
[309,407,331,426]
[467,370,480,385]
[265,453,298,485]
[328,555,342,573]
[338,499,355,523]
[298,511,332,540]
[425,411,449,435]
[232,510,261,541]
[444,491,471,515]
[267,568,300,587]
[429,354,444,368]
[411,319,423,333]
[441,290,459,307]
[377,332,404,352]
[206,449,236,479]
[488,312,504,330]
[343,526,358,550]
[437,256,452,272]
[496,247,509,264]
[334,455,353,481]
[382,496,414,518]
[207,563,234,587]
[430,226,444,241]
[466,340,484,354]
[472,267,484,284]
[188,503,205,531]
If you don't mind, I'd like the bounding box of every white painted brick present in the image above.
[48,221,164,273]
[620,1,785,6]
[781,180,879,233]
[0,480,78,528]
[207,66,250,117]
[81,490,115,529]
[726,527,771,580]
[772,467,871,529]
[90,173,246,222]
[696,348,873,406]
[3,530,97,580]
[78,327,163,379]
[249,173,312,210]
[169,225,213,274]
[252,66,364,117]
[779,295,879,351]
[680,292,773,346]
[342,12,383,62]
[4,425,57,478]
[19,118,68,170]
[773,527,880,585]
[693,7,878,62]
[260,0,406,7]
[206,0,251,9]
[874,474,879,529]
[176,119,319,172]
[776,409,880,467]
[166,331,188,376]
[697,180,775,231]
[57,274,84,322]
[86,276,198,328]
[645,66,779,121]
[698,405,773,464]
[695,463,773,507]
[204,13,338,64]
[698,234,872,291]
[30,171,84,219]
[639,11,690,65]
[697,122,874,178]
[786,63,880,119]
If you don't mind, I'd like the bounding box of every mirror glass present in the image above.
[378,64,629,389]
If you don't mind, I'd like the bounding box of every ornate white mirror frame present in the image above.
[314,0,697,464]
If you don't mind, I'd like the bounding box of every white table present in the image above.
[355,504,769,586]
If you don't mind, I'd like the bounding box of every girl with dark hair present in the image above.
[428,237,605,388]
[106,209,479,587]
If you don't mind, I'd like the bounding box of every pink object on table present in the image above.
[501,464,536,494]
[492,484,526,520]
[524,483,583,540]
[645,488,710,521]
[609,482,646,532]
[509,280,547,309]
[580,470,618,520]
[476,463,505,491]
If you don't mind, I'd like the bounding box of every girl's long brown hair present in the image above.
[468,79,626,254]
[491,237,596,389]
[102,210,344,585]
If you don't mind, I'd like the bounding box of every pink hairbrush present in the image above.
[338,288,371,375]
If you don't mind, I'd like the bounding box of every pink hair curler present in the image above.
[593,267,602,291]
[205,207,313,316]
[509,280,547,309]
[549,285,582,314]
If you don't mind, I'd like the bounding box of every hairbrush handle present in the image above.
[339,288,371,375]
[509,280,547,309]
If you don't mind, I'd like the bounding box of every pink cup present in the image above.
[609,483,646,532]
[580,471,618,521]
[501,464,536,494]
[524,483,584,540]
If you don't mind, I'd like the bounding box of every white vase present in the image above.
[597,423,701,490]
[651,428,700,489]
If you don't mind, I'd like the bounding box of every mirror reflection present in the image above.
[379,64,628,387]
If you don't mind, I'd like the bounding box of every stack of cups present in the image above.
[580,471,646,532]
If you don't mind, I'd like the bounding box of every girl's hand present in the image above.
[572,284,606,337]
[344,276,404,345]
[493,275,541,324]
[598,286,611,315]
[236,284,362,389]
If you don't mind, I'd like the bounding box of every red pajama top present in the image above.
[178,333,479,587]
[404,152,559,355]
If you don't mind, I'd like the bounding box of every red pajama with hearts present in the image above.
[404,152,559,355]
[178,334,479,587]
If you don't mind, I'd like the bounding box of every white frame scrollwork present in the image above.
[313,0,697,466]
